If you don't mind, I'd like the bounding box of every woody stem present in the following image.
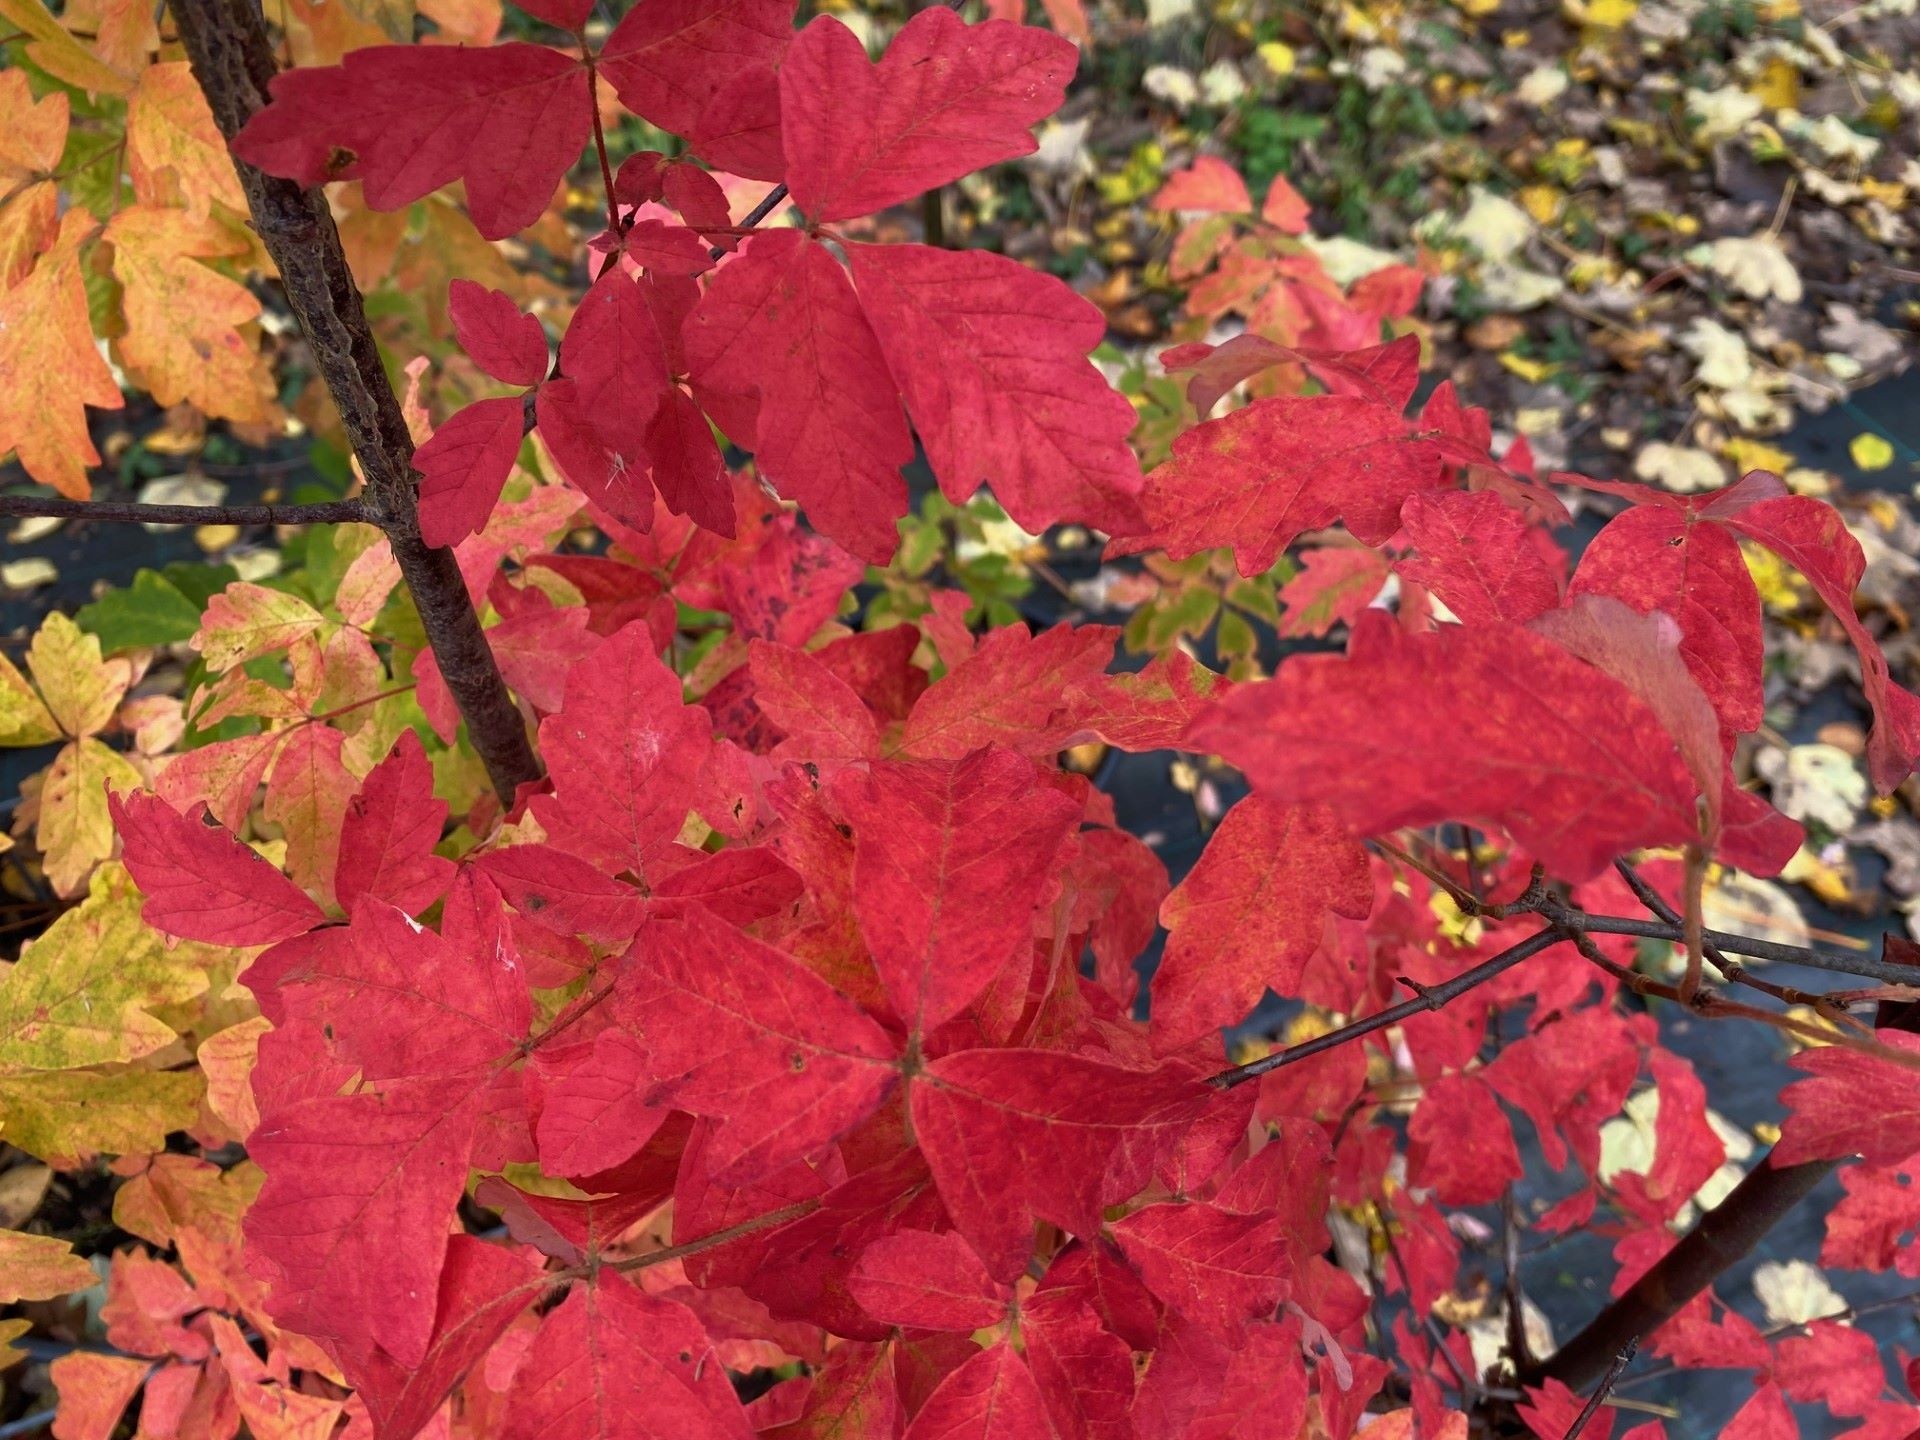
[162,0,540,806]
[0,494,371,527]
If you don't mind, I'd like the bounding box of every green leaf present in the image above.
[160,561,241,610]
[75,569,204,651]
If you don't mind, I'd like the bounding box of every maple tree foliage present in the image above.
[7,7,1920,1440]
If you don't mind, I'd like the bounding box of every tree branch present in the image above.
[1519,1157,1834,1392]
[1379,840,1920,987]
[1556,910,1916,986]
[1527,961,1920,1394]
[164,0,540,806]
[1613,861,1870,1029]
[1,493,370,527]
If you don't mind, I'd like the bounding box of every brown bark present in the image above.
[1525,992,1920,1392]
[162,0,540,805]
[1518,1156,1835,1392]
[0,495,369,527]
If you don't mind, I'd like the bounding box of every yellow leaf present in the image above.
[125,63,246,212]
[0,1230,98,1302]
[1499,352,1557,383]
[27,613,130,740]
[417,0,500,43]
[1861,178,1907,209]
[0,1317,30,1368]
[105,205,276,426]
[0,650,59,748]
[1518,185,1563,224]
[191,582,327,673]
[0,864,206,1073]
[0,210,123,500]
[1851,432,1895,471]
[1742,544,1807,611]
[0,0,133,95]
[1256,41,1296,75]
[0,1067,204,1161]
[1723,437,1795,476]
[1748,56,1801,111]
[37,737,143,896]
[1579,0,1637,25]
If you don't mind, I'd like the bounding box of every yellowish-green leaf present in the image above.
[0,651,59,748]
[1851,432,1895,472]
[36,737,143,897]
[27,613,130,740]
[192,582,327,673]
[0,1229,98,1302]
[0,864,206,1073]
[0,1067,204,1161]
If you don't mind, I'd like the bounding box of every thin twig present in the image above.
[0,494,370,527]
[1561,925,1920,1070]
[1503,1187,1533,1372]
[1616,1288,1920,1389]
[1373,837,1483,913]
[1613,861,1870,1030]
[1372,1201,1477,1403]
[707,184,792,260]
[1564,1341,1637,1439]
[1209,928,1564,1089]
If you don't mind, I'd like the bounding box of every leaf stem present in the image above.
[585,58,620,235]
[604,1200,822,1274]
